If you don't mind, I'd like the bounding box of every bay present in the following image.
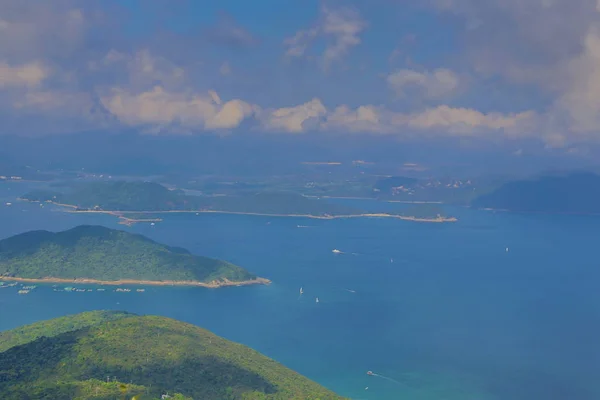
[1,182,600,399]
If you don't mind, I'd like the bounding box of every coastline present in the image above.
[1,276,272,288]
[72,209,457,223]
[19,199,458,223]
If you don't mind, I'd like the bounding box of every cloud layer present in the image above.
[0,0,599,151]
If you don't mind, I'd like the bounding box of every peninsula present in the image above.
[20,181,457,223]
[0,312,344,399]
[0,225,268,287]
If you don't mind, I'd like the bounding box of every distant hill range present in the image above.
[0,311,344,400]
[0,225,263,287]
[21,181,361,216]
[472,172,600,214]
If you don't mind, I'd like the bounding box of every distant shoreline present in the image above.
[71,209,457,223]
[19,199,458,223]
[1,276,272,288]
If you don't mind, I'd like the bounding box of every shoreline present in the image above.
[18,199,458,223]
[1,276,271,288]
[72,209,457,223]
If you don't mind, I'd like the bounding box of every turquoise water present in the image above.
[1,183,600,399]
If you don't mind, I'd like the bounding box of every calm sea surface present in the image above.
[1,182,600,399]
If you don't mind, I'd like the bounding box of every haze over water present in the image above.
[1,184,600,399]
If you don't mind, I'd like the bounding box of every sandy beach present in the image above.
[1,276,271,288]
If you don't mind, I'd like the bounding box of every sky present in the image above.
[2,0,600,165]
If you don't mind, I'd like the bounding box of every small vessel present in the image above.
[137,289,145,292]
[5,202,11,206]
[315,297,319,303]
[367,371,374,376]
[506,247,509,252]
[150,222,155,226]
[18,289,30,294]
[390,258,394,263]
[299,287,303,295]
[332,249,341,254]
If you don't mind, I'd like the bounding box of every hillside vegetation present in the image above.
[0,311,132,353]
[472,172,600,213]
[0,225,256,283]
[22,181,362,216]
[0,313,344,400]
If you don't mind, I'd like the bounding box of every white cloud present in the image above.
[555,27,600,133]
[0,61,49,87]
[284,6,367,70]
[261,98,327,133]
[400,105,537,136]
[387,68,460,98]
[262,98,537,138]
[284,28,319,58]
[101,86,256,131]
[322,105,387,133]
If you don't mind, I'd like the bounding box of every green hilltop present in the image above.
[0,313,344,400]
[0,311,132,353]
[0,225,259,285]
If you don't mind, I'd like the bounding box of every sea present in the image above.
[1,182,600,400]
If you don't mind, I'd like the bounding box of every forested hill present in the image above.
[0,225,257,284]
[0,313,345,400]
[0,310,132,352]
[472,172,600,214]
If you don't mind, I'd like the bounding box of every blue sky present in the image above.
[1,0,599,161]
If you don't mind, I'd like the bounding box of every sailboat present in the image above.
[315,297,319,303]
[505,247,509,252]
[299,287,303,295]
[332,249,341,254]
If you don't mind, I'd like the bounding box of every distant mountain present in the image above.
[0,225,260,285]
[472,172,600,214]
[0,313,344,400]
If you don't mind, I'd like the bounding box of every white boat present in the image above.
[332,249,341,254]
[315,297,319,303]
[506,247,509,252]
[150,222,155,226]
[299,287,303,295]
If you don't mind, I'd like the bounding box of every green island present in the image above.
[0,225,268,287]
[0,312,344,399]
[20,181,456,222]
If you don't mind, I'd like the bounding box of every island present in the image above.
[0,225,269,288]
[0,311,345,399]
[20,180,457,223]
[471,172,600,214]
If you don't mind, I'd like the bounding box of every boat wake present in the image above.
[367,371,403,385]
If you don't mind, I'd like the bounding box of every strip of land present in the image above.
[65,208,457,223]
[1,276,271,288]
[21,199,457,223]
